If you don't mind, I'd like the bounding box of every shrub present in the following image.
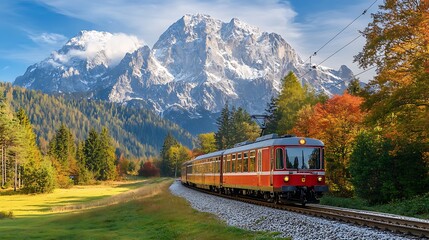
[138,161,160,177]
[0,211,13,219]
[22,159,56,194]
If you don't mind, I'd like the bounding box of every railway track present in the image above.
[186,184,429,238]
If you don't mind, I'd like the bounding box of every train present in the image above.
[181,134,328,205]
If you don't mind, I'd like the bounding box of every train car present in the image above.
[181,134,328,205]
[182,150,224,191]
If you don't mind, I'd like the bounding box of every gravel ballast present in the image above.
[170,181,421,240]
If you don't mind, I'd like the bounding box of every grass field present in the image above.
[320,193,429,219]
[0,178,287,239]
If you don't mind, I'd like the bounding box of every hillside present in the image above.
[1,83,195,158]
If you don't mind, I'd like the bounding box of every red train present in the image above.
[181,134,328,205]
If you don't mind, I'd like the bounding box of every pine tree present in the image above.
[48,124,76,173]
[215,103,232,149]
[264,96,279,135]
[99,127,116,180]
[159,132,179,177]
[84,128,101,177]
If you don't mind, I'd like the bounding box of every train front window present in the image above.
[285,147,321,170]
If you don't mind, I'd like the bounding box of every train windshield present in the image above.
[285,147,321,170]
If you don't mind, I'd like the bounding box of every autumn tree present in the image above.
[293,93,366,196]
[197,132,217,154]
[353,0,429,200]
[166,145,191,178]
[138,160,160,177]
[355,0,429,141]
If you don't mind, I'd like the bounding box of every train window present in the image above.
[257,149,262,171]
[213,158,216,173]
[285,147,321,170]
[249,150,255,172]
[232,154,236,172]
[237,153,242,172]
[226,155,231,173]
[275,148,285,169]
[243,152,248,172]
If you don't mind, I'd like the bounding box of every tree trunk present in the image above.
[1,145,4,188]
[14,157,17,191]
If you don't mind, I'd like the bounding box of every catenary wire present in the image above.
[302,0,379,65]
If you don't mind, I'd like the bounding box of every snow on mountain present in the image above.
[14,14,354,134]
[14,31,142,93]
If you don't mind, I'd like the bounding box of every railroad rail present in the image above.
[185,184,429,238]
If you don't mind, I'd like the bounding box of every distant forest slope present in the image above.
[1,83,195,158]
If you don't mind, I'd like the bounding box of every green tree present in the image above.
[215,103,233,150]
[21,158,55,194]
[346,78,363,96]
[231,107,260,144]
[159,132,179,177]
[75,141,92,184]
[276,72,306,134]
[265,71,324,135]
[264,96,279,135]
[350,131,429,204]
[48,125,77,178]
[215,104,260,149]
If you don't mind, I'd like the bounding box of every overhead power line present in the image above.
[322,65,377,93]
[298,0,379,80]
[302,0,379,65]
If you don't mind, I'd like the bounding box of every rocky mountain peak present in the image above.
[14,14,355,134]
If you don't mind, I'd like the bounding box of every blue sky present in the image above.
[0,0,379,83]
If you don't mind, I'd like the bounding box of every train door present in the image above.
[257,149,262,186]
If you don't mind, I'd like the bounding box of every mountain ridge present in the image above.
[14,14,355,134]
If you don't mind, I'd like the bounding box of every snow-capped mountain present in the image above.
[14,14,354,134]
[14,31,142,93]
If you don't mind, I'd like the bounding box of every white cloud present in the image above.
[35,0,377,81]
[53,32,142,67]
[36,0,299,46]
[28,32,68,45]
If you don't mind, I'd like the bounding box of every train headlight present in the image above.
[317,176,323,182]
[299,138,306,145]
[284,176,289,182]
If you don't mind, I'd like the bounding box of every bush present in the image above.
[138,161,160,177]
[0,211,13,219]
[22,159,56,194]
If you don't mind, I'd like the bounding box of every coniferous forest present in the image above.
[1,83,195,158]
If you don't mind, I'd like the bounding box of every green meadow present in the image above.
[0,178,286,240]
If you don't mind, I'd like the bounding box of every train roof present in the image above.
[223,136,323,155]
[182,135,324,166]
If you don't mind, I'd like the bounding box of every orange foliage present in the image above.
[293,93,366,195]
[293,93,365,141]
